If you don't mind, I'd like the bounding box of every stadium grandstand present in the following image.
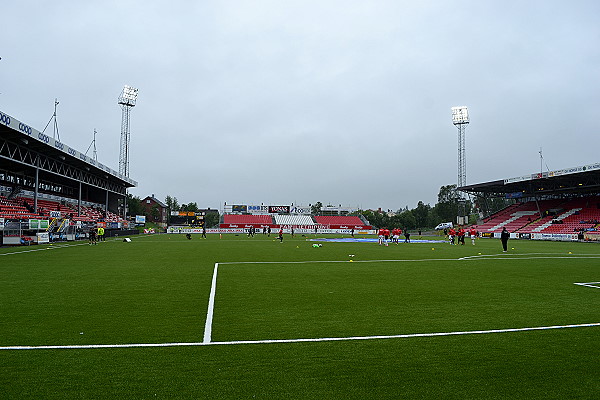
[461,162,600,241]
[218,204,371,231]
[0,109,137,245]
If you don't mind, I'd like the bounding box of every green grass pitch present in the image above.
[1,233,599,399]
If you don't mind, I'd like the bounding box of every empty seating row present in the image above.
[0,196,39,219]
[274,215,315,225]
[223,214,273,224]
[479,197,600,234]
[476,203,541,233]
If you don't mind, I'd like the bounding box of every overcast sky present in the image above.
[2,1,599,211]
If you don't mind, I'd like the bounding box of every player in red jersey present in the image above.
[448,228,456,245]
[457,227,465,245]
[469,227,478,245]
[378,228,386,245]
[392,228,400,244]
[383,228,390,246]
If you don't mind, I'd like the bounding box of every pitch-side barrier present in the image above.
[166,227,376,235]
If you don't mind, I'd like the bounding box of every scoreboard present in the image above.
[170,211,204,226]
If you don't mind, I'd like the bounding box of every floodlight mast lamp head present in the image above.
[451,106,469,125]
[118,85,139,107]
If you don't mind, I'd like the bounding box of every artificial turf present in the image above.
[1,233,599,399]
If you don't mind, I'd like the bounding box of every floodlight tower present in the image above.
[118,85,139,177]
[452,106,469,224]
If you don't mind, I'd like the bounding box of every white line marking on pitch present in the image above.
[0,235,161,257]
[574,282,600,289]
[203,263,219,343]
[219,258,462,265]
[220,254,600,265]
[210,256,600,343]
[0,242,90,256]
[459,253,600,261]
[2,322,599,351]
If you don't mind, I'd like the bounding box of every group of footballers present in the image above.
[447,226,478,245]
[376,226,479,246]
[377,227,409,246]
[88,226,105,245]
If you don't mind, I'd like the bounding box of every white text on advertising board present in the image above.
[269,206,290,213]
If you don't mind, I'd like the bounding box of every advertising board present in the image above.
[268,206,290,214]
[37,232,50,244]
[232,205,248,213]
[531,233,578,241]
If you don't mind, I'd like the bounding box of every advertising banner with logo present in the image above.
[584,232,600,241]
[492,232,518,239]
[167,227,376,235]
[220,224,273,229]
[28,219,49,230]
[37,232,50,244]
[531,233,578,241]
[232,205,248,213]
[268,206,290,214]
[290,206,311,215]
[247,205,269,214]
[135,215,146,224]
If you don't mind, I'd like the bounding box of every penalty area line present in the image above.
[203,263,219,343]
[2,322,599,351]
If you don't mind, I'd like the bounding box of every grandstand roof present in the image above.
[460,162,600,198]
[1,109,136,193]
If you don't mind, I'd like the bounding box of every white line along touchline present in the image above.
[2,322,600,351]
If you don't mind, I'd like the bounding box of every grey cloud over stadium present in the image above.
[2,1,599,211]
